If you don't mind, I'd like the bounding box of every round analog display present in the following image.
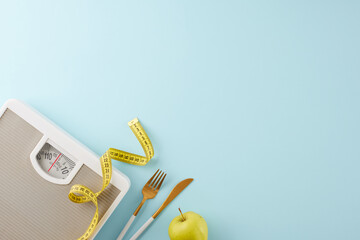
[37,143,76,179]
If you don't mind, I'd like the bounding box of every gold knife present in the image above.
[129,178,194,240]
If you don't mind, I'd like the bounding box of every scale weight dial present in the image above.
[37,143,76,179]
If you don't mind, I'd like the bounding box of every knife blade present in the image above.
[153,178,193,218]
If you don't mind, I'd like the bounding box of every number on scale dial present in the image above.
[37,143,76,179]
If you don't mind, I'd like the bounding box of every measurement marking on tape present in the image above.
[68,118,154,240]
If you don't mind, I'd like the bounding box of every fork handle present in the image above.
[117,198,146,240]
[116,215,136,240]
[129,217,154,240]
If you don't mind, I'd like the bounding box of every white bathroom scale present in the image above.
[0,99,130,240]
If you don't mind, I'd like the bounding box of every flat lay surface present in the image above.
[1,1,360,239]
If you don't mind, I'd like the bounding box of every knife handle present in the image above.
[129,217,154,240]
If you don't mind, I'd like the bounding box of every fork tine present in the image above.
[146,169,159,185]
[156,173,166,191]
[150,170,162,188]
[152,172,164,189]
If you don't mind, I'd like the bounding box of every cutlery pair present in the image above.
[117,169,166,240]
[117,169,193,240]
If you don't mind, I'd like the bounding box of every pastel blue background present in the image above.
[1,1,359,239]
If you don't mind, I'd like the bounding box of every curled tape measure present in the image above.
[68,118,154,240]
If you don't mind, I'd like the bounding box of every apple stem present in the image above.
[178,208,185,221]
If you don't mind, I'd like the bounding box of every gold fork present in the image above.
[117,169,166,240]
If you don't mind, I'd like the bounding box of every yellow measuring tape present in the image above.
[68,118,154,240]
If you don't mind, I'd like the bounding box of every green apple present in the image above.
[168,209,208,240]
